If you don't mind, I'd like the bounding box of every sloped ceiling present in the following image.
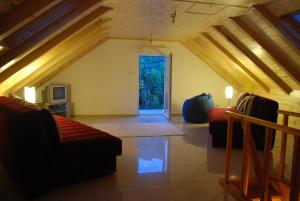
[0,0,111,94]
[0,0,299,97]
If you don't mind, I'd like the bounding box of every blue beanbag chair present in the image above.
[182,93,215,123]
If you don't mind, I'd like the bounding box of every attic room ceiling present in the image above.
[0,0,299,96]
[102,0,300,41]
[1,0,299,41]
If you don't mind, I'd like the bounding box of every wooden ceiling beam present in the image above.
[214,25,292,94]
[33,34,108,88]
[230,16,300,86]
[0,6,111,84]
[0,0,59,39]
[193,36,258,89]
[4,0,103,48]
[12,25,108,92]
[34,28,108,88]
[0,40,7,52]
[253,4,300,51]
[201,32,270,92]
[0,25,108,95]
[182,40,241,90]
[9,17,108,92]
[0,0,104,68]
[4,0,79,48]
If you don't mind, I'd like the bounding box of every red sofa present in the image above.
[0,96,122,197]
[208,93,278,150]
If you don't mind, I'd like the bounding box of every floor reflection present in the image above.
[138,137,169,174]
[1,115,293,201]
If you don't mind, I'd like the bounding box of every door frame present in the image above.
[163,53,172,119]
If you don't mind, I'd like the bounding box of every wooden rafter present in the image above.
[0,40,7,51]
[4,0,77,48]
[0,6,111,84]
[9,18,107,93]
[12,27,108,92]
[193,36,258,89]
[0,0,104,68]
[182,40,241,90]
[253,4,300,51]
[202,32,270,92]
[32,27,108,88]
[0,0,58,39]
[33,34,108,88]
[4,0,103,48]
[214,25,292,94]
[231,16,300,86]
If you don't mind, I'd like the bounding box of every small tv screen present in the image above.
[53,86,65,100]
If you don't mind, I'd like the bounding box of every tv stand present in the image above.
[46,102,71,118]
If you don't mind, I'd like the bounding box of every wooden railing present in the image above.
[277,110,300,179]
[223,110,300,201]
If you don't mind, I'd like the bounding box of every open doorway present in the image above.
[139,55,165,115]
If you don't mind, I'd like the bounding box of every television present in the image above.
[48,84,70,103]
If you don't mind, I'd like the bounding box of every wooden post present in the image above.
[225,116,233,184]
[279,114,289,178]
[261,128,273,201]
[290,136,300,201]
[241,121,251,196]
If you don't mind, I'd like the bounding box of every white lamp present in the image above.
[225,86,233,107]
[24,87,36,104]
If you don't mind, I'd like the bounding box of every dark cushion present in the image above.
[247,95,278,150]
[11,111,52,196]
[237,95,255,114]
[40,109,61,146]
[235,92,249,109]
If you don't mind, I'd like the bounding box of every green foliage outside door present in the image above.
[139,55,165,109]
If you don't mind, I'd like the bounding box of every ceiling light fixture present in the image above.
[171,11,177,24]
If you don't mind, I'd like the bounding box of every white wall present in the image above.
[39,39,234,115]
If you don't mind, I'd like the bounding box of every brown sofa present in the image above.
[208,93,278,150]
[0,96,122,197]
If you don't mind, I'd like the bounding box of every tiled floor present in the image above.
[74,115,185,137]
[0,115,293,201]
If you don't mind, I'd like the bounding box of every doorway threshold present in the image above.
[139,109,164,115]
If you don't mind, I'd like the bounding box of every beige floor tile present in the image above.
[0,115,295,201]
[115,168,168,187]
[169,181,237,201]
[167,164,220,183]
[120,186,175,201]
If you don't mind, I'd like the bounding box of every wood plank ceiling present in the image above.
[0,0,299,96]
[0,0,111,94]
